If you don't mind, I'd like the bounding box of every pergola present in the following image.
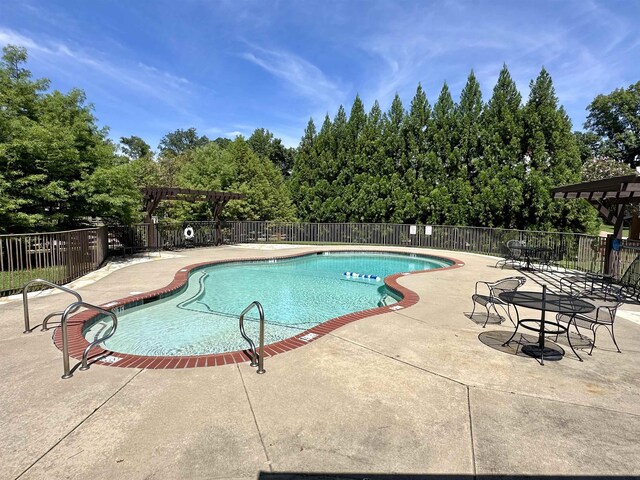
[141,187,244,247]
[551,173,640,273]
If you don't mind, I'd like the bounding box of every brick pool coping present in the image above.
[53,250,464,370]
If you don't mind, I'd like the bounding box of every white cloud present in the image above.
[0,27,194,112]
[241,44,346,107]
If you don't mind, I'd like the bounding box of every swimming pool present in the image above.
[61,250,462,368]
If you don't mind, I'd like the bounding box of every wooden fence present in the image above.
[0,227,108,296]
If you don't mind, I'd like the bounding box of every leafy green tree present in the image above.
[289,119,317,221]
[582,156,634,181]
[426,82,457,224]
[403,84,431,223]
[521,67,597,232]
[120,135,152,160]
[247,128,295,177]
[585,81,640,166]
[158,127,209,156]
[175,138,296,221]
[0,45,134,232]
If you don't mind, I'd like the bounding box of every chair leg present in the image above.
[589,326,598,355]
[483,304,492,328]
[566,317,583,362]
[609,325,622,353]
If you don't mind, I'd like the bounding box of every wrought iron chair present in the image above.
[556,288,623,359]
[495,240,526,269]
[560,254,640,302]
[471,276,527,327]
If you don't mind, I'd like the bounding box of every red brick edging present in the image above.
[53,250,464,369]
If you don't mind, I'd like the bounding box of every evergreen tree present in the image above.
[426,82,457,224]
[475,65,525,228]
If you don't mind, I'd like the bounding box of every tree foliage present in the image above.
[584,81,640,167]
[289,66,599,233]
[0,45,141,232]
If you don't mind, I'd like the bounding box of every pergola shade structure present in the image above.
[551,174,640,274]
[141,187,244,247]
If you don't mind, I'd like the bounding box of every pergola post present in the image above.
[552,174,640,278]
[141,188,243,249]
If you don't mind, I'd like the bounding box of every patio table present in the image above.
[499,285,594,364]
[517,246,553,271]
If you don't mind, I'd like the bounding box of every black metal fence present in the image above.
[105,221,611,274]
[5,221,639,298]
[0,227,108,296]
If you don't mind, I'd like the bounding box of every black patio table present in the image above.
[517,246,553,271]
[499,285,595,364]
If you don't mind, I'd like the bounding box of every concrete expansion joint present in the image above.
[328,332,467,387]
[469,383,640,419]
[13,368,143,480]
[466,385,478,477]
[236,365,273,473]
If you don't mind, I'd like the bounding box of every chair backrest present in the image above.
[619,254,640,291]
[578,288,623,323]
[506,240,525,258]
[490,276,527,297]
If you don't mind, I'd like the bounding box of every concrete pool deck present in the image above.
[1,244,639,479]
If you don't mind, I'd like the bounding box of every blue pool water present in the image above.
[84,252,453,356]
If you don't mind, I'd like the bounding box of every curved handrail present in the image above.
[22,279,82,333]
[239,301,266,374]
[60,301,118,379]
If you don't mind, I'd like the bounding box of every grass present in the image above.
[0,266,67,295]
[600,224,630,237]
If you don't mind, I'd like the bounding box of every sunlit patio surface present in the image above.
[1,245,639,479]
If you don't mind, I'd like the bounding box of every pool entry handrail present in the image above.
[239,301,266,374]
[22,279,83,333]
[60,301,118,379]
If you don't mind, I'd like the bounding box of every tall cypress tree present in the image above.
[476,65,525,228]
[523,67,596,231]
[425,82,457,223]
[289,118,317,221]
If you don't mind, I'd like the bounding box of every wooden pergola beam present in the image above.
[140,187,244,247]
[551,174,640,274]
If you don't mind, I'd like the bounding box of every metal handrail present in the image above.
[239,301,266,374]
[60,301,118,379]
[23,279,82,333]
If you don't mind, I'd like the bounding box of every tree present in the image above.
[120,135,152,160]
[247,128,294,177]
[584,81,640,166]
[0,45,135,232]
[158,127,209,157]
[475,65,525,228]
[175,138,296,221]
[521,67,595,232]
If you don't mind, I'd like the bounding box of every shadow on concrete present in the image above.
[478,330,564,361]
[464,312,507,327]
[259,473,637,480]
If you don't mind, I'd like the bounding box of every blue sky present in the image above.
[2,0,639,149]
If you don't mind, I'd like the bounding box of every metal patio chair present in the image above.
[556,288,623,359]
[471,276,527,327]
[495,240,526,269]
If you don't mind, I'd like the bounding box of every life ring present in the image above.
[183,226,195,240]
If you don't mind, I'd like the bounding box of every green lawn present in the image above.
[0,266,67,295]
[600,224,630,237]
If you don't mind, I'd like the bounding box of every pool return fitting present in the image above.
[239,301,266,374]
[22,279,119,379]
